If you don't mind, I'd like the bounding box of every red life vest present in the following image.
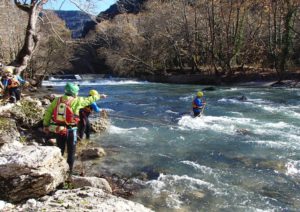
[7,77,20,89]
[52,97,79,126]
[192,97,205,109]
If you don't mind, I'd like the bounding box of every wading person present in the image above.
[78,90,106,140]
[43,82,105,175]
[192,91,206,117]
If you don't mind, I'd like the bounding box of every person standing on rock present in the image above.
[43,82,106,175]
[3,66,29,103]
[78,90,105,140]
[192,91,206,117]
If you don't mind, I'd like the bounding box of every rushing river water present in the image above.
[43,78,300,211]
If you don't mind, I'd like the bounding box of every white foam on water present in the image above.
[285,160,300,176]
[179,95,193,102]
[42,79,148,87]
[243,140,290,149]
[166,110,179,114]
[178,115,255,134]
[180,161,214,174]
[146,174,214,195]
[108,125,149,134]
[165,193,183,209]
[178,136,185,140]
[263,121,292,129]
[100,108,114,112]
[229,112,244,117]
[254,104,300,120]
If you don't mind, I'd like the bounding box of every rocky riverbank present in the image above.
[0,90,153,211]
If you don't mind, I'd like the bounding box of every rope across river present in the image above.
[107,113,175,127]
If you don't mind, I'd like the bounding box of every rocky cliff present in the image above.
[0,0,27,64]
[96,0,147,21]
[53,10,96,39]
[53,0,148,39]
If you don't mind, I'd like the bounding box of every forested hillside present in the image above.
[83,0,299,82]
[1,0,299,84]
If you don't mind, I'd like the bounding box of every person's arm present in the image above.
[91,102,101,113]
[195,98,203,107]
[71,94,100,115]
[16,75,26,84]
[43,98,58,127]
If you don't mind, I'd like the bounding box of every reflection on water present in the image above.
[44,79,300,211]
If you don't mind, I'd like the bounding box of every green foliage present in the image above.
[18,100,43,121]
[0,118,12,131]
[91,0,300,80]
[63,181,74,190]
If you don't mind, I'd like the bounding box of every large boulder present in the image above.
[0,146,69,202]
[10,97,45,128]
[16,187,153,212]
[0,118,22,153]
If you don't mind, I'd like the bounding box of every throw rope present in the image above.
[108,113,175,127]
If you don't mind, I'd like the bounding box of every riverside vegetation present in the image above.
[0,0,299,85]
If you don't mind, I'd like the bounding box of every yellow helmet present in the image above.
[197,91,203,97]
[89,89,99,96]
[3,66,14,74]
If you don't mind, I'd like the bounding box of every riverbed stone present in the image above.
[80,147,106,159]
[90,110,110,133]
[15,187,153,212]
[71,176,112,193]
[0,146,68,202]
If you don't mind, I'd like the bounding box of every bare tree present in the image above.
[13,0,49,74]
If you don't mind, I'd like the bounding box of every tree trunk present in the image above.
[14,0,47,74]
[278,1,296,81]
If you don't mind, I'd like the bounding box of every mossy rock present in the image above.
[10,98,44,128]
[0,117,16,132]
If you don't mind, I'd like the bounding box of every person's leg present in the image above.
[66,129,77,174]
[8,88,16,103]
[56,134,66,155]
[15,88,21,101]
[78,111,86,139]
[85,117,90,139]
[194,111,200,117]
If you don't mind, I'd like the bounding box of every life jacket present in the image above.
[192,97,203,109]
[51,97,79,126]
[7,77,20,89]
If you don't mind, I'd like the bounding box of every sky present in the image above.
[44,0,117,14]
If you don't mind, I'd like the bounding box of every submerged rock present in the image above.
[80,147,106,159]
[202,86,216,91]
[0,146,68,202]
[235,128,252,136]
[139,166,160,180]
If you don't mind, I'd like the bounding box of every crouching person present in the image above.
[4,66,29,103]
[43,82,101,175]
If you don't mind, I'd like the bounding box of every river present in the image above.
[43,78,300,211]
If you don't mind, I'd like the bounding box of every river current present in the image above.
[43,78,300,211]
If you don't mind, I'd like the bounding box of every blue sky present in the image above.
[44,0,117,14]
